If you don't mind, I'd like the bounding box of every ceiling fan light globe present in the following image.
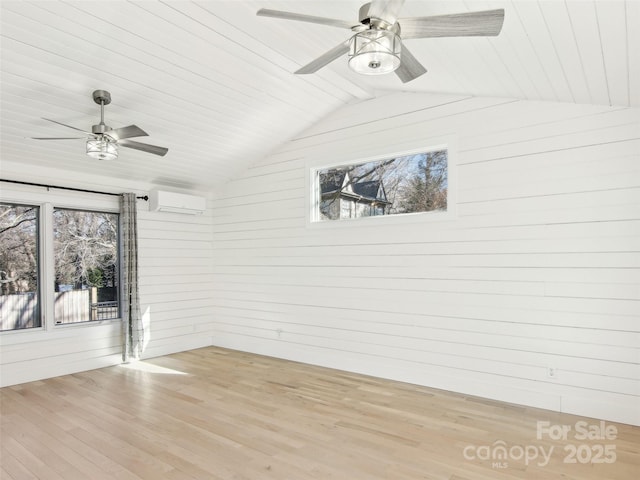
[348,29,401,75]
[86,137,118,161]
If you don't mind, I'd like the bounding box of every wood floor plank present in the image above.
[1,433,70,480]
[0,465,17,480]
[0,447,39,480]
[1,346,638,479]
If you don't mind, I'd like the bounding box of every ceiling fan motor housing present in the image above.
[92,123,111,135]
[358,2,398,32]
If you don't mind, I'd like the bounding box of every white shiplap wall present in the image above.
[210,92,640,425]
[136,205,214,360]
[0,164,214,386]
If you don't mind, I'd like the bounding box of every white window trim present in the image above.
[0,185,122,338]
[305,135,458,228]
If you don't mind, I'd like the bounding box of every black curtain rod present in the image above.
[0,179,148,201]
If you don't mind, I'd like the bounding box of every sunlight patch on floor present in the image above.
[119,361,187,375]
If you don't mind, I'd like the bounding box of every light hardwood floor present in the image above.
[1,347,638,479]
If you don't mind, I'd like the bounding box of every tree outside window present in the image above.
[316,150,448,222]
[0,204,40,331]
[53,209,120,324]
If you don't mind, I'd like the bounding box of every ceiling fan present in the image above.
[257,0,504,83]
[32,90,168,160]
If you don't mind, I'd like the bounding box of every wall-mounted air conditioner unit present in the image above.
[148,189,206,215]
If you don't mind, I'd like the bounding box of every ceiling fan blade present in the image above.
[257,9,354,29]
[119,139,168,157]
[31,137,84,140]
[395,45,427,83]
[295,41,350,74]
[367,0,405,25]
[401,9,505,39]
[29,137,84,140]
[106,124,148,141]
[42,117,91,134]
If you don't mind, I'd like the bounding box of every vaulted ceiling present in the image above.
[1,1,637,192]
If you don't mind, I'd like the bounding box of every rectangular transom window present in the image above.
[312,149,448,223]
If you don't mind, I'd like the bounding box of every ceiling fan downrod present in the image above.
[92,90,111,134]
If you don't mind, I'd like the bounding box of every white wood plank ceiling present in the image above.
[1,1,637,192]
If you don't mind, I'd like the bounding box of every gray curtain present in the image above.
[121,193,144,362]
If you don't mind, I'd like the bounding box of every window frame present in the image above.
[0,188,122,337]
[306,136,457,228]
[52,206,121,326]
[0,202,42,332]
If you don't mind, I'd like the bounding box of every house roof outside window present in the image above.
[320,171,390,205]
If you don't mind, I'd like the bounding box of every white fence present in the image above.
[54,290,90,324]
[0,292,38,330]
[1,290,118,330]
